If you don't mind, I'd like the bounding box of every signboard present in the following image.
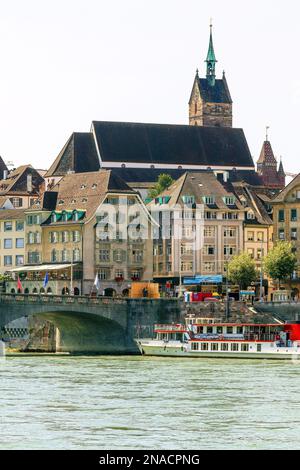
[183,275,223,285]
[240,291,255,296]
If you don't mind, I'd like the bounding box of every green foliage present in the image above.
[227,253,258,289]
[148,174,174,199]
[263,241,297,283]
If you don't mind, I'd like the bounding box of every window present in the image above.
[132,249,143,263]
[278,210,285,222]
[207,327,213,334]
[257,248,264,260]
[247,231,254,241]
[99,250,110,262]
[16,221,24,231]
[257,344,262,352]
[247,211,255,220]
[204,196,215,205]
[10,197,23,208]
[28,251,41,264]
[224,228,236,238]
[278,229,285,240]
[191,342,199,351]
[221,343,229,351]
[4,256,12,266]
[182,196,195,205]
[204,227,215,237]
[291,209,298,222]
[224,196,235,206]
[61,231,69,243]
[181,262,193,272]
[205,212,217,220]
[4,239,12,249]
[257,232,264,242]
[223,212,238,220]
[72,248,80,262]
[16,238,24,249]
[204,262,215,273]
[291,228,297,241]
[237,327,243,334]
[51,250,58,262]
[72,231,81,242]
[204,245,215,256]
[4,221,12,231]
[99,269,109,280]
[211,343,219,351]
[241,344,249,352]
[224,245,236,256]
[115,270,124,279]
[217,327,223,334]
[201,343,209,351]
[50,232,59,243]
[247,248,254,259]
[16,255,24,266]
[227,327,233,334]
[231,343,239,351]
[61,249,68,262]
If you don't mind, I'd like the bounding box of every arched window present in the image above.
[74,287,80,296]
[194,103,197,113]
[24,288,29,294]
[62,287,69,295]
[11,288,15,294]
[32,288,38,294]
[40,287,45,294]
[47,287,52,294]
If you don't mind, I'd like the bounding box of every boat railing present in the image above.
[244,333,278,342]
[154,324,185,332]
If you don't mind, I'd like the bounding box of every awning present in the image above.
[8,263,78,273]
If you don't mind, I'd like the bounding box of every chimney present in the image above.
[27,174,33,193]
[223,171,229,183]
[3,170,8,180]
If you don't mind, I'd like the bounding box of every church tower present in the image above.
[256,130,286,189]
[189,23,233,127]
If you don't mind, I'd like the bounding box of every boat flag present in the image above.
[43,272,49,288]
[94,272,100,291]
[17,276,23,293]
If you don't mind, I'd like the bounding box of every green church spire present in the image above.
[205,21,217,86]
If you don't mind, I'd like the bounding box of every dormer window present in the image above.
[81,184,86,190]
[182,195,195,205]
[82,198,88,203]
[58,200,64,205]
[51,213,57,223]
[73,211,79,221]
[224,196,236,206]
[247,211,255,220]
[92,184,97,189]
[71,199,76,204]
[203,196,215,205]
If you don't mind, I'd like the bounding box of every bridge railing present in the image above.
[0,293,128,306]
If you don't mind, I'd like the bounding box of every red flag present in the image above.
[17,276,23,293]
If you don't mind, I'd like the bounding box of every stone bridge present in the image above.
[0,294,183,354]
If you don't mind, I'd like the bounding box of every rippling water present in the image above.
[1,355,300,449]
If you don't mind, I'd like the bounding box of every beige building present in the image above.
[7,170,154,296]
[0,210,26,276]
[149,171,245,293]
[271,174,300,298]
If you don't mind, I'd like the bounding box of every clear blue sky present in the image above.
[0,0,299,174]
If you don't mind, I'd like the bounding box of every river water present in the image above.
[0,355,300,450]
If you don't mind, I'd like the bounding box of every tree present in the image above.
[263,241,297,288]
[227,253,258,290]
[148,174,174,199]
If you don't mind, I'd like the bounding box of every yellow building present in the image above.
[271,174,300,298]
[0,209,26,275]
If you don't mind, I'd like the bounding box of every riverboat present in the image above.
[137,322,300,359]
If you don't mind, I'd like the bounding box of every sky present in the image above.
[0,0,299,174]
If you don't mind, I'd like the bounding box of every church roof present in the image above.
[45,132,100,177]
[197,77,232,104]
[92,121,252,167]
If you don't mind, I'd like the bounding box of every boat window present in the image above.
[191,342,199,351]
[221,343,229,351]
[197,326,204,334]
[241,344,249,352]
[256,344,262,352]
[217,327,223,334]
[226,327,233,334]
[201,343,209,351]
[211,343,219,351]
[207,327,213,334]
[237,326,243,334]
[231,343,239,351]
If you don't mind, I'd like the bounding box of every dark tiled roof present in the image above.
[92,121,254,168]
[0,165,44,196]
[45,132,100,177]
[197,77,232,104]
[257,140,277,165]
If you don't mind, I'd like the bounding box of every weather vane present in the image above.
[266,126,270,141]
